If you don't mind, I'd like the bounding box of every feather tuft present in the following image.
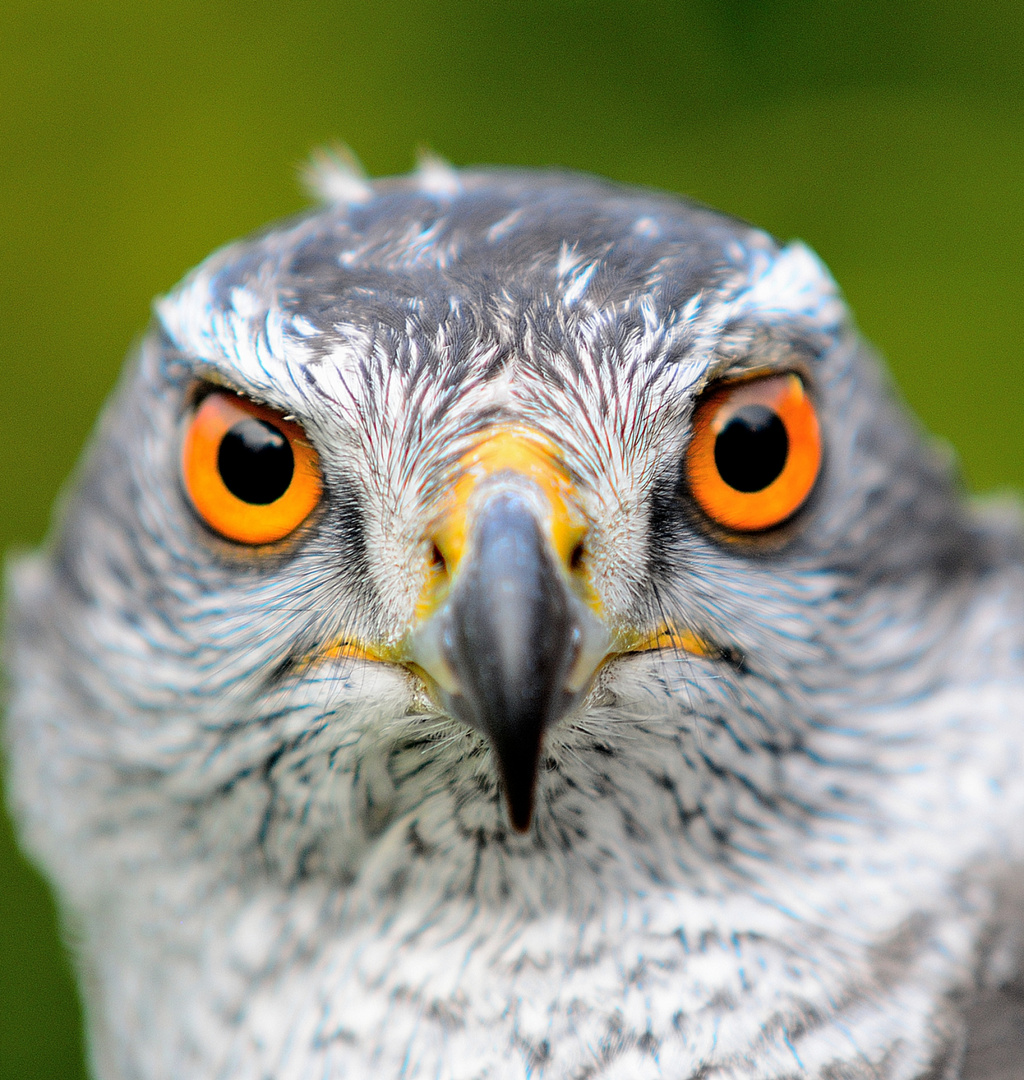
[301,144,372,205]
[414,146,461,197]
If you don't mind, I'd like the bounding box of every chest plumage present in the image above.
[5,161,1024,1079]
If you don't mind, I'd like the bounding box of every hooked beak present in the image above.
[406,429,608,831]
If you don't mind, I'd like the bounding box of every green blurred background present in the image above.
[1,1,1022,1075]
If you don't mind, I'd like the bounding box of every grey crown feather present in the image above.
[5,165,1024,1080]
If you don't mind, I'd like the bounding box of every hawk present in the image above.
[5,157,1024,1079]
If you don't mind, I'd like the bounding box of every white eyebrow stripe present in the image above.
[157,263,318,408]
[729,242,845,330]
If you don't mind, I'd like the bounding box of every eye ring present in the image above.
[182,390,322,545]
[686,373,821,533]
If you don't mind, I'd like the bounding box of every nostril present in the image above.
[430,542,448,575]
[569,539,586,572]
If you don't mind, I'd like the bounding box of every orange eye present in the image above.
[686,373,821,533]
[181,391,322,544]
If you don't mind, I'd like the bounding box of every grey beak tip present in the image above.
[508,795,535,834]
[491,727,543,832]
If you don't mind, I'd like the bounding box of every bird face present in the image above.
[20,166,975,899]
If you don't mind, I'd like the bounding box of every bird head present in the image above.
[7,163,978,903]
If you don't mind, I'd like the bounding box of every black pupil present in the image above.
[217,418,294,505]
[713,405,789,493]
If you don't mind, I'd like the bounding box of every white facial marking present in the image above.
[733,241,844,330]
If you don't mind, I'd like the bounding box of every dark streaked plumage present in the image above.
[4,162,1024,1079]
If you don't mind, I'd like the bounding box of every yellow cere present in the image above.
[418,426,593,619]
